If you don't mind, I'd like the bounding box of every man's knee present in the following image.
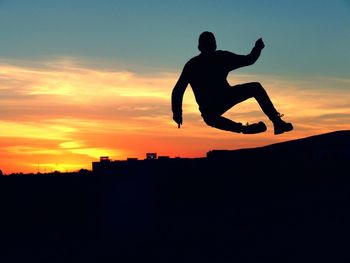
[251,81,263,90]
[249,82,265,96]
[202,115,219,127]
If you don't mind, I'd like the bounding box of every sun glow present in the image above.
[1,60,349,174]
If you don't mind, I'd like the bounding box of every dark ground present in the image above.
[1,131,350,262]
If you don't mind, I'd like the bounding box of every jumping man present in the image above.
[171,31,293,135]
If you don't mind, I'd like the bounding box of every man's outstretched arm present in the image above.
[242,38,265,66]
[230,38,265,69]
[171,67,189,128]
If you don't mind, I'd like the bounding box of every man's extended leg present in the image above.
[202,114,267,134]
[224,82,293,134]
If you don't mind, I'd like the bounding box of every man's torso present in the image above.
[184,51,235,114]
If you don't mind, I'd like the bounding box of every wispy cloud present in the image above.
[0,59,349,173]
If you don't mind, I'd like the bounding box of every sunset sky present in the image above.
[1,0,349,173]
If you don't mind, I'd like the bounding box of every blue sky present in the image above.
[0,0,349,77]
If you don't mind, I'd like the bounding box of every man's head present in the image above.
[198,31,217,53]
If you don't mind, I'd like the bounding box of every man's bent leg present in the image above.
[202,114,267,134]
[228,82,293,134]
[202,114,243,133]
[228,82,279,121]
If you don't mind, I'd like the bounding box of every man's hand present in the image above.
[173,113,183,128]
[255,38,265,50]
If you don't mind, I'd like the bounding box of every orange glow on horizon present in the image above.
[0,61,349,174]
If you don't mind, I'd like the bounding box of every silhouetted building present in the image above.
[146,153,157,160]
[100,156,110,163]
[91,130,350,176]
[158,156,170,160]
[0,170,3,176]
[92,153,195,175]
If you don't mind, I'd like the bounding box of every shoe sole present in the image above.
[274,125,293,135]
[242,122,267,134]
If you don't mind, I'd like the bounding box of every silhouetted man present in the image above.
[172,31,293,135]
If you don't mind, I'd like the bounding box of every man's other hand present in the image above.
[173,114,183,128]
[255,38,265,50]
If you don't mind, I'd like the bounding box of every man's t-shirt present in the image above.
[182,50,252,115]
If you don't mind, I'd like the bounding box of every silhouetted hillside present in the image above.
[1,130,350,263]
[92,130,349,179]
[208,130,350,161]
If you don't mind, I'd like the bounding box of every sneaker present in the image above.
[241,121,267,134]
[273,113,293,135]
